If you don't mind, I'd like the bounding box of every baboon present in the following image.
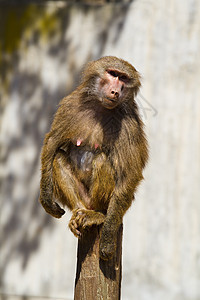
[39,56,148,260]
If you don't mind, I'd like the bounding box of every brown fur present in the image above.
[39,56,148,260]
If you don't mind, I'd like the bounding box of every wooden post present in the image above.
[74,224,123,300]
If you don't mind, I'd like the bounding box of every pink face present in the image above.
[98,69,130,109]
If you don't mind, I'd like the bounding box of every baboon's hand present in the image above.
[69,208,105,237]
[40,198,65,218]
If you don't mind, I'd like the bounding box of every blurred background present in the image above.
[0,1,200,299]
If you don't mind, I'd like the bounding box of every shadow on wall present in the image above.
[0,1,132,283]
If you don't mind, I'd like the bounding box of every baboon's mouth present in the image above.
[102,97,118,109]
[105,97,117,103]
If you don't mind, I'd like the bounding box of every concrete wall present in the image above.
[0,1,200,299]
